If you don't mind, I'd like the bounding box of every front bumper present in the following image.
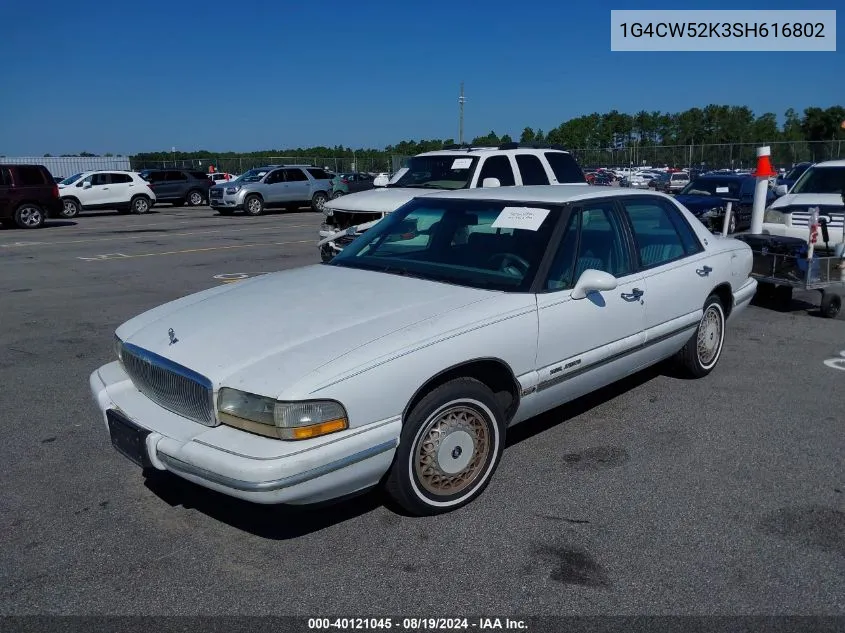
[209,191,245,210]
[89,361,400,505]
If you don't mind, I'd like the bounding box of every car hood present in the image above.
[769,192,845,210]
[115,264,491,398]
[324,187,444,213]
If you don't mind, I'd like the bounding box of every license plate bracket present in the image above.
[107,409,151,468]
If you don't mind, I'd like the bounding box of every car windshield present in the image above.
[790,166,845,195]
[61,173,84,185]
[785,164,809,180]
[329,198,559,292]
[680,178,741,197]
[388,155,479,190]
[239,169,269,183]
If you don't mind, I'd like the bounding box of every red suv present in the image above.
[0,164,63,229]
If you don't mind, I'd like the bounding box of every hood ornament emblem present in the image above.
[168,328,179,345]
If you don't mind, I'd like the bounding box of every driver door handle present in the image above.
[696,266,713,276]
[621,288,644,301]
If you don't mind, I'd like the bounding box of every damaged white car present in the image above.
[91,186,755,516]
[318,144,586,261]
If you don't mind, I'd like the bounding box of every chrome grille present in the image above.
[120,343,215,426]
[791,211,844,227]
[210,188,223,199]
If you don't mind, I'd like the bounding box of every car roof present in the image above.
[415,147,572,157]
[421,185,675,204]
[815,160,845,168]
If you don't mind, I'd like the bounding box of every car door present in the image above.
[619,196,714,362]
[283,168,310,203]
[76,173,111,207]
[261,169,286,203]
[105,172,133,205]
[165,170,188,201]
[532,200,647,414]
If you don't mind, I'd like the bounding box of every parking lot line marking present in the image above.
[0,224,312,249]
[77,239,314,261]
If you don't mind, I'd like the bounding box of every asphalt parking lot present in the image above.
[0,205,843,617]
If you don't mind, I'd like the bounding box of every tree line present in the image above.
[47,104,844,166]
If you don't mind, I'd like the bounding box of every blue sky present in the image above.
[0,0,841,155]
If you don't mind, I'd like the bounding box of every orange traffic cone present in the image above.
[751,146,776,178]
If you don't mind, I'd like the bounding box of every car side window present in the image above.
[284,169,307,182]
[544,202,632,290]
[265,169,284,184]
[477,156,515,186]
[166,171,187,182]
[663,201,704,255]
[623,198,691,268]
[110,173,133,184]
[544,152,586,183]
[91,173,110,186]
[15,166,48,186]
[515,154,550,185]
[0,168,10,186]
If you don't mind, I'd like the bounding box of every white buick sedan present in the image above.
[90,186,757,516]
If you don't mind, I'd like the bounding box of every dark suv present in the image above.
[0,164,63,229]
[138,169,213,206]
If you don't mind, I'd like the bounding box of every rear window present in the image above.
[15,166,49,186]
[307,168,331,180]
[544,152,586,183]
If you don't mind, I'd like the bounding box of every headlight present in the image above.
[225,186,241,194]
[114,335,123,362]
[217,388,348,440]
[702,207,724,218]
[764,209,787,224]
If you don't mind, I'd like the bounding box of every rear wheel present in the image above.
[14,204,45,229]
[61,198,80,218]
[244,195,264,216]
[820,292,842,319]
[187,190,204,206]
[131,196,151,214]
[311,191,328,212]
[385,377,506,516]
[331,190,345,199]
[676,294,726,378]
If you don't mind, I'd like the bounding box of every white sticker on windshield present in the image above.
[716,187,730,193]
[451,158,473,170]
[491,207,551,231]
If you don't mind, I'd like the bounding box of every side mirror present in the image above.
[482,177,501,188]
[571,269,618,300]
[82,181,92,189]
[775,184,788,196]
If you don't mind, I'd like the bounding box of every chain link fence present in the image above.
[128,156,395,175]
[574,140,843,170]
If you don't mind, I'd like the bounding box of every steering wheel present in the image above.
[486,252,531,277]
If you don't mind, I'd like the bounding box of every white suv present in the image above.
[762,160,845,244]
[318,143,585,261]
[59,171,157,217]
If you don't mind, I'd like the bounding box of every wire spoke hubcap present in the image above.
[414,405,490,497]
[697,306,723,366]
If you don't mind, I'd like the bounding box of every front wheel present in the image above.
[311,191,328,212]
[385,377,506,516]
[676,294,726,378]
[244,195,264,216]
[331,190,345,200]
[131,196,151,214]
